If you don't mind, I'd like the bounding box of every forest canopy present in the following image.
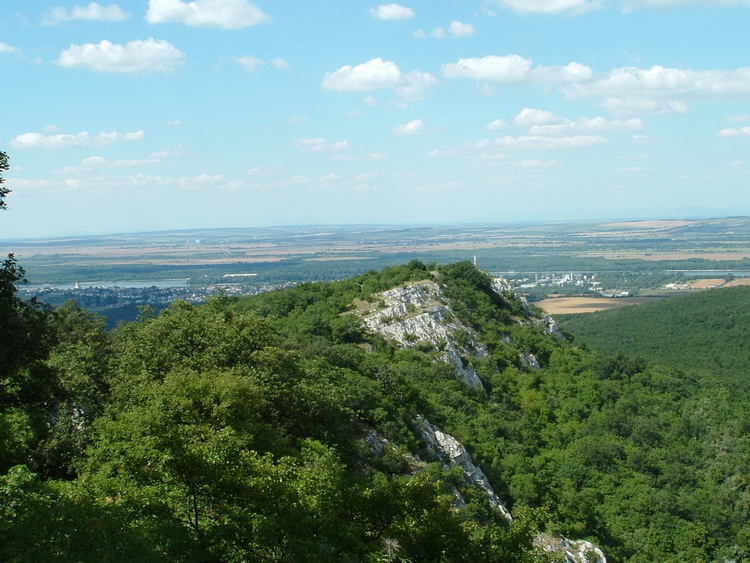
[1,253,749,561]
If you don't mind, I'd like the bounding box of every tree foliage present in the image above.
[2,257,750,560]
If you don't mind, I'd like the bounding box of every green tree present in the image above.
[0,153,57,471]
[0,151,9,210]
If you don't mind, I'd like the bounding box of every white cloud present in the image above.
[323,58,401,91]
[442,54,532,83]
[180,173,225,190]
[531,61,594,83]
[513,108,565,126]
[494,0,604,14]
[292,138,351,154]
[515,159,559,168]
[527,115,645,136]
[42,3,131,25]
[332,152,389,162]
[415,21,476,39]
[11,130,145,150]
[448,21,476,37]
[442,55,594,87]
[233,56,289,71]
[322,58,436,100]
[428,133,608,158]
[57,38,185,73]
[233,55,263,71]
[52,154,168,175]
[395,70,438,100]
[495,134,608,149]
[563,65,750,101]
[370,3,415,20]
[146,0,270,29]
[719,127,750,137]
[601,98,689,115]
[392,118,433,135]
[621,0,750,12]
[729,113,750,123]
[486,119,509,130]
[0,42,20,54]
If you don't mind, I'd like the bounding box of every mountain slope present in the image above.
[4,261,750,561]
[557,285,750,394]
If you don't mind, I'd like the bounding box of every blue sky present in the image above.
[1,0,749,238]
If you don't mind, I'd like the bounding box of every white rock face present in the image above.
[361,282,487,389]
[519,353,541,370]
[536,535,607,563]
[418,417,513,522]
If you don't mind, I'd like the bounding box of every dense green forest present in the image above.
[558,285,750,396]
[3,250,750,561]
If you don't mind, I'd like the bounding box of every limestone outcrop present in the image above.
[360,281,487,389]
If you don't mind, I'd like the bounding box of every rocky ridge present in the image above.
[357,277,606,563]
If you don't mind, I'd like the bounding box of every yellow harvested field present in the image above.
[598,220,695,230]
[724,278,750,287]
[535,297,659,315]
[688,279,726,289]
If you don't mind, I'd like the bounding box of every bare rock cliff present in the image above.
[360,281,487,389]
[357,278,606,563]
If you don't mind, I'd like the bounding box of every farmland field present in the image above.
[535,296,661,314]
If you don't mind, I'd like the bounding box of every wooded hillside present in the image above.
[2,260,749,561]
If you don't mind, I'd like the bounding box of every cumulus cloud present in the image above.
[233,55,263,71]
[11,130,145,150]
[146,0,270,28]
[486,119,509,130]
[180,173,226,190]
[271,58,290,69]
[233,56,289,71]
[513,108,565,126]
[333,152,389,162]
[493,0,605,14]
[322,58,436,100]
[441,55,592,86]
[621,0,750,12]
[719,126,750,137]
[428,133,608,158]
[370,3,415,20]
[511,109,644,135]
[0,42,20,54]
[601,98,689,115]
[529,117,644,135]
[495,134,608,149]
[42,3,131,25]
[531,61,594,83]
[562,65,750,101]
[292,138,351,154]
[448,21,476,37]
[415,21,476,38]
[442,54,532,83]
[57,38,185,73]
[391,118,435,135]
[51,153,168,175]
[515,159,559,168]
